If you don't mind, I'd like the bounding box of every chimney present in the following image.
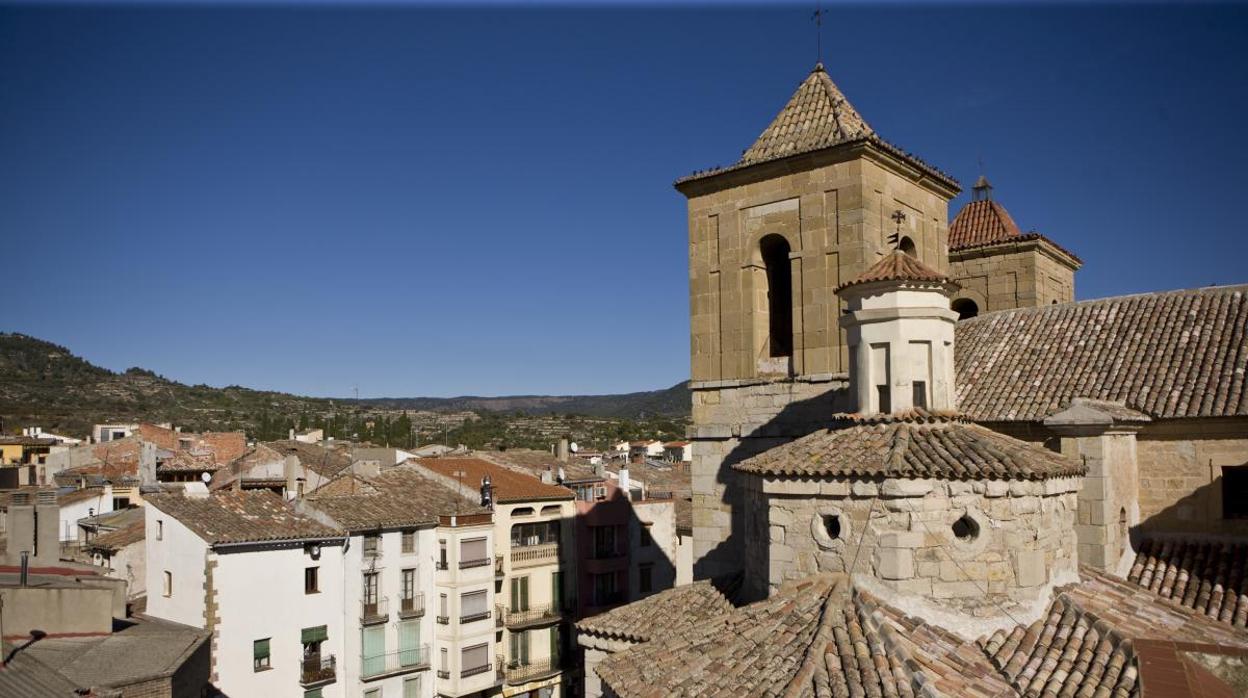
[7,492,34,561]
[284,453,300,495]
[480,475,493,509]
[35,490,59,561]
[619,466,630,495]
[139,441,158,485]
[289,428,295,440]
[556,438,570,462]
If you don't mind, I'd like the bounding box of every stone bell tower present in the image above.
[676,64,961,578]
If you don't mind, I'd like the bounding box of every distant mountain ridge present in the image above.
[0,332,691,436]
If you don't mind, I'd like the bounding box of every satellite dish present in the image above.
[200,472,212,484]
[570,442,578,453]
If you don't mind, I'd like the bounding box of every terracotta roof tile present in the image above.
[262,440,353,478]
[1127,537,1248,627]
[955,285,1248,421]
[417,457,572,503]
[88,521,145,552]
[576,579,735,643]
[305,466,486,531]
[145,490,341,545]
[732,411,1083,481]
[838,250,951,292]
[949,199,1022,249]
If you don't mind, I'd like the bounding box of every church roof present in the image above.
[949,198,1023,249]
[732,411,1083,481]
[837,250,951,292]
[676,65,958,190]
[1127,537,1248,627]
[575,578,736,644]
[955,285,1248,422]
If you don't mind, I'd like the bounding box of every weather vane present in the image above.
[811,3,827,66]
[888,209,906,249]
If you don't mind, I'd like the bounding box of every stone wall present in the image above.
[689,375,851,578]
[948,239,1075,314]
[741,474,1081,630]
[1136,421,1248,536]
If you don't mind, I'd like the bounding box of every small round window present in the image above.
[823,515,841,540]
[952,514,979,541]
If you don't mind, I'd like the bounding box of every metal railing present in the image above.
[461,662,491,678]
[459,609,491,624]
[437,669,450,680]
[360,645,430,679]
[398,592,425,619]
[361,597,388,625]
[504,656,561,685]
[497,603,561,628]
[300,654,336,686]
[460,557,491,569]
[510,542,558,568]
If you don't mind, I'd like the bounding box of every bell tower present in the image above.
[676,64,961,578]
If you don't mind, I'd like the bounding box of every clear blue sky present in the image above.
[3,2,1247,398]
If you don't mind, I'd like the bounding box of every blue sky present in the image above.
[3,2,1247,398]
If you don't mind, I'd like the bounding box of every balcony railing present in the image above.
[494,554,504,578]
[436,614,449,625]
[361,597,388,625]
[511,542,559,568]
[398,593,425,619]
[497,603,562,629]
[300,654,336,686]
[460,609,491,624]
[461,662,492,678]
[437,669,450,679]
[436,560,449,571]
[361,645,430,680]
[504,656,561,685]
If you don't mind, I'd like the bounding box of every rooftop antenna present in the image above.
[811,2,827,67]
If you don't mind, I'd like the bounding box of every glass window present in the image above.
[163,570,172,596]
[461,589,488,618]
[401,568,415,600]
[511,521,559,547]
[640,524,653,548]
[460,537,487,564]
[401,530,415,554]
[640,563,654,593]
[304,567,318,594]
[363,534,380,556]
[461,643,489,674]
[253,638,271,671]
[403,676,422,698]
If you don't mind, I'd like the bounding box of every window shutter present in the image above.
[254,638,270,660]
[461,537,487,562]
[301,625,328,644]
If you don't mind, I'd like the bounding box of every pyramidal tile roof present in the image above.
[738,63,874,166]
[949,199,1023,249]
[837,250,950,292]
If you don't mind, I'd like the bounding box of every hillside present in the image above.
[0,333,691,447]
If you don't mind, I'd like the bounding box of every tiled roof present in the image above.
[597,574,1000,697]
[676,65,958,190]
[0,648,85,697]
[418,457,573,503]
[305,466,485,531]
[1127,537,1248,627]
[88,521,145,552]
[576,579,734,643]
[145,490,341,545]
[262,440,353,478]
[0,435,58,446]
[955,285,1248,421]
[24,616,208,689]
[949,199,1022,249]
[837,250,951,292]
[308,473,380,497]
[979,567,1248,696]
[157,451,220,473]
[733,411,1083,481]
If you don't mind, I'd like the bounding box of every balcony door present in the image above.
[399,620,420,666]
[362,625,385,677]
[363,572,380,616]
[509,629,530,667]
[510,575,529,612]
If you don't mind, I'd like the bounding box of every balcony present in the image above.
[494,554,504,578]
[300,654,336,687]
[510,543,559,569]
[461,662,492,678]
[436,614,450,625]
[459,609,491,624]
[361,645,430,681]
[437,670,450,680]
[361,597,389,625]
[436,560,449,571]
[497,603,562,630]
[504,657,562,685]
[398,593,425,619]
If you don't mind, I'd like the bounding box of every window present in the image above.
[1224,466,1248,519]
[511,507,535,517]
[438,593,448,623]
[592,526,617,559]
[438,539,447,569]
[364,689,380,698]
[460,537,488,567]
[440,647,448,672]
[363,534,380,557]
[401,568,415,602]
[403,676,422,698]
[952,514,980,541]
[510,576,529,612]
[898,236,916,257]
[304,567,319,594]
[540,505,561,516]
[912,380,928,410]
[156,520,163,541]
[592,572,619,606]
[823,515,841,540]
[760,234,793,358]
[401,530,415,554]
[461,643,489,677]
[163,570,172,597]
[509,628,530,667]
[639,563,654,593]
[511,521,559,547]
[640,524,653,548]
[253,638,271,671]
[552,570,563,610]
[461,589,488,622]
[877,385,892,414]
[363,572,380,613]
[1118,507,1129,558]
[304,690,322,698]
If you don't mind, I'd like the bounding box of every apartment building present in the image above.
[418,457,575,698]
[302,465,489,698]
[144,490,349,698]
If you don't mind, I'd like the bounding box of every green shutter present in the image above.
[552,571,562,610]
[550,625,559,662]
[304,690,322,698]
[301,625,328,644]
[253,638,270,660]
